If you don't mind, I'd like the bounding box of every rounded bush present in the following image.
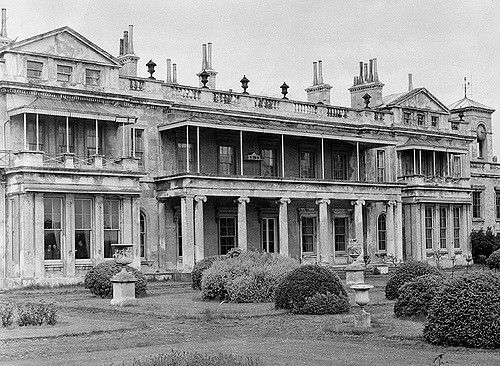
[394,274,444,318]
[275,265,349,314]
[486,249,500,270]
[385,260,441,300]
[84,261,147,298]
[192,257,219,290]
[201,251,299,302]
[423,272,500,348]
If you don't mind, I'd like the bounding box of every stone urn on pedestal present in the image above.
[345,240,365,285]
[110,244,138,306]
[351,284,374,328]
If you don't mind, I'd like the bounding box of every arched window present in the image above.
[139,211,147,258]
[477,123,487,159]
[377,214,387,252]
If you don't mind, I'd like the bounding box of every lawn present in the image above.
[0,273,499,366]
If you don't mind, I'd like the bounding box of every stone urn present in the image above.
[110,244,137,307]
[350,284,374,328]
[111,243,134,265]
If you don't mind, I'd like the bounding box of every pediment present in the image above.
[8,27,120,66]
[388,88,449,114]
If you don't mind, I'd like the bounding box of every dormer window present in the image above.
[417,114,425,126]
[85,69,100,86]
[27,60,43,79]
[57,65,72,82]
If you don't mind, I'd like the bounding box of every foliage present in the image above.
[16,301,57,326]
[297,291,350,315]
[275,265,349,315]
[201,251,299,302]
[486,249,500,271]
[0,302,14,327]
[385,260,441,300]
[192,257,219,290]
[393,274,444,318]
[84,261,147,298]
[130,350,263,366]
[423,272,500,348]
[471,228,500,263]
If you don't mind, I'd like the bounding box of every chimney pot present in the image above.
[172,63,177,84]
[202,44,207,70]
[207,43,213,69]
[128,25,134,54]
[1,8,6,38]
[123,31,129,54]
[373,58,379,81]
[369,59,374,82]
[363,63,368,82]
[318,60,323,84]
[119,39,124,56]
[408,73,413,91]
[359,61,364,83]
[166,59,172,83]
[313,62,318,85]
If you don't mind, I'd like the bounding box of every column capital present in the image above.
[194,195,207,203]
[351,199,365,207]
[387,200,397,207]
[315,198,331,205]
[237,196,250,204]
[278,197,291,205]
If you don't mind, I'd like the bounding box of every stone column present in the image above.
[194,195,207,262]
[394,200,403,261]
[131,197,141,269]
[33,193,45,280]
[180,196,195,272]
[237,197,250,250]
[94,195,104,265]
[351,199,365,262]
[316,198,331,264]
[65,194,75,277]
[386,200,396,258]
[157,200,166,270]
[20,193,35,281]
[0,183,5,282]
[278,198,290,256]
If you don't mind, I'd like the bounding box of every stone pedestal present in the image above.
[354,309,371,328]
[345,265,364,285]
[110,268,138,306]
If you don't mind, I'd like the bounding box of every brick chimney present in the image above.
[305,60,332,104]
[197,43,217,89]
[0,8,12,46]
[348,58,384,108]
[117,25,140,77]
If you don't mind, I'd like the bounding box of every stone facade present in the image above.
[0,15,496,288]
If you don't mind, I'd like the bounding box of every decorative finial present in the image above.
[146,60,157,79]
[280,82,289,99]
[362,93,371,108]
[240,75,249,94]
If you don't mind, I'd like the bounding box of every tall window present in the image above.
[453,206,461,249]
[452,155,462,178]
[219,217,236,255]
[496,192,500,220]
[75,198,92,260]
[332,153,348,180]
[439,206,447,249]
[417,114,425,126]
[425,206,433,250]
[431,116,438,127]
[133,129,145,166]
[177,142,193,172]
[300,150,315,178]
[85,69,100,86]
[301,216,316,253]
[26,115,44,151]
[403,112,411,124]
[376,150,386,182]
[218,145,236,175]
[44,197,63,260]
[140,211,146,258]
[103,199,120,258]
[377,214,387,251]
[334,217,347,252]
[57,65,72,82]
[27,60,43,79]
[472,191,482,219]
[261,149,277,177]
[261,217,277,252]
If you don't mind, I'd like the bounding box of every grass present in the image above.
[124,350,264,366]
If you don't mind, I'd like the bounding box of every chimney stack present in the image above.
[202,44,208,69]
[313,62,318,85]
[207,42,213,69]
[369,59,374,82]
[117,26,139,77]
[359,62,364,84]
[349,58,385,108]
[123,31,129,55]
[408,73,413,91]
[1,8,6,38]
[363,63,368,82]
[128,25,134,54]
[172,63,177,84]
[373,58,379,81]
[119,39,124,56]
[166,59,172,83]
[318,60,323,84]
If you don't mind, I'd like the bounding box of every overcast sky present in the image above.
[5,0,500,153]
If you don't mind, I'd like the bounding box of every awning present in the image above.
[397,137,468,154]
[8,97,136,123]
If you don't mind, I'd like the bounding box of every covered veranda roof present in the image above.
[8,97,136,123]
[397,137,468,154]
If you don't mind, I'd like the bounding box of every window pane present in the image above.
[104,230,119,258]
[44,230,61,260]
[75,230,90,259]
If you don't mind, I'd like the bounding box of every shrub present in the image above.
[385,260,441,300]
[131,350,263,366]
[486,249,500,271]
[16,301,57,326]
[84,261,147,298]
[0,302,14,327]
[275,265,349,315]
[393,274,444,318]
[471,228,500,263]
[192,257,219,290]
[424,272,500,348]
[201,251,299,302]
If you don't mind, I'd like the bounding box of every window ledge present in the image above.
[472,218,485,222]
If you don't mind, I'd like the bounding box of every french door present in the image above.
[261,217,278,253]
